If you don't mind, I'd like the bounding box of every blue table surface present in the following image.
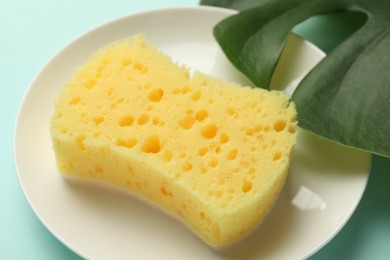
[2,1,389,259]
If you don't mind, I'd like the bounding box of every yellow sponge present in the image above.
[50,35,297,246]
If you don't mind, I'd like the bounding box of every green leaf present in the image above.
[201,0,390,157]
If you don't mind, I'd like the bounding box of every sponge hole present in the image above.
[227,149,238,160]
[201,124,217,139]
[121,58,132,66]
[195,110,208,121]
[219,133,229,143]
[85,79,96,89]
[273,119,287,132]
[69,97,81,105]
[182,161,193,171]
[198,147,209,156]
[137,113,150,125]
[95,65,104,78]
[178,116,195,129]
[118,115,134,127]
[181,86,189,94]
[245,128,254,136]
[288,124,296,133]
[160,186,173,196]
[117,137,138,149]
[148,88,164,102]
[273,151,282,161]
[75,134,86,151]
[152,117,160,125]
[240,160,249,169]
[152,117,165,127]
[191,90,201,101]
[134,62,148,74]
[246,124,263,136]
[242,179,253,193]
[93,116,105,125]
[172,88,181,95]
[142,135,161,153]
[94,166,103,175]
[160,149,173,162]
[116,98,125,104]
[227,107,236,116]
[209,158,218,168]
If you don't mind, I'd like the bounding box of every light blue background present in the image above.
[2,1,389,259]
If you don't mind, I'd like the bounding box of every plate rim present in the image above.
[13,5,371,260]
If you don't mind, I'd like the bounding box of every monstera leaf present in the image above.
[201,0,390,157]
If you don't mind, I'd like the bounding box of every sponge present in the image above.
[50,35,297,246]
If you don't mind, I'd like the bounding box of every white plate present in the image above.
[14,6,371,260]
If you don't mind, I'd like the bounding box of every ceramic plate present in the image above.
[14,6,371,260]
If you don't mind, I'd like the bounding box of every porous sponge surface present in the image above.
[50,35,297,246]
